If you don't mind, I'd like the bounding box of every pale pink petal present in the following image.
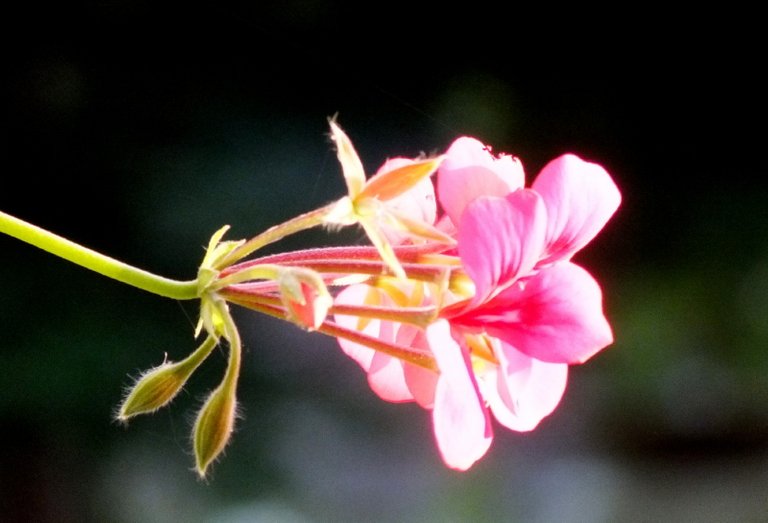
[375,158,437,245]
[333,285,380,369]
[403,360,438,408]
[532,154,621,265]
[395,326,439,408]
[366,351,419,403]
[427,320,493,471]
[457,263,613,364]
[336,317,415,402]
[458,190,546,303]
[438,137,525,226]
[483,341,568,431]
[334,285,414,402]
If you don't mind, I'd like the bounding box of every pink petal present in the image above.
[403,361,438,408]
[427,320,493,471]
[438,137,525,226]
[458,263,614,364]
[334,285,414,402]
[375,158,438,245]
[333,285,380,369]
[395,326,439,408]
[532,154,621,265]
[484,341,568,432]
[366,352,421,403]
[458,190,546,303]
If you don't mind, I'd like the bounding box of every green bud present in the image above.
[193,297,242,479]
[116,336,218,423]
[193,381,237,479]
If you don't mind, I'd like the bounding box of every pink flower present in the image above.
[333,135,621,470]
[425,137,620,468]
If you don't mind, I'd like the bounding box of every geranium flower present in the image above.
[333,136,621,470]
[425,137,620,467]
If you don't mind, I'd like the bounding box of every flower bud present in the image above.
[193,381,237,479]
[278,267,333,331]
[116,336,217,423]
[117,362,187,422]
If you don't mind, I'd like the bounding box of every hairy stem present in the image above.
[215,203,335,269]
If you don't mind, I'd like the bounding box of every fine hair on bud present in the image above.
[116,336,218,424]
[192,382,239,479]
[115,362,186,424]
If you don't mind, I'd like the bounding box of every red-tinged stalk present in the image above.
[330,303,436,328]
[220,289,437,329]
[219,243,454,277]
[222,293,438,372]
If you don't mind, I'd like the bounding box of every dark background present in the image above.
[2,3,767,522]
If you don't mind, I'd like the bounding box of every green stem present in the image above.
[220,302,242,386]
[0,210,198,300]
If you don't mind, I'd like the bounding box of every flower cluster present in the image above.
[117,120,621,476]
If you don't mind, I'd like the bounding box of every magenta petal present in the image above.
[437,137,525,226]
[463,263,613,364]
[427,320,493,471]
[458,190,546,303]
[485,341,568,431]
[532,154,621,264]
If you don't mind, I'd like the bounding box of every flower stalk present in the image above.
[0,210,199,300]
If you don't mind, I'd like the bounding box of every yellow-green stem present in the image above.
[0,210,198,300]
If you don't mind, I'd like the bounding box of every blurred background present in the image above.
[2,3,767,522]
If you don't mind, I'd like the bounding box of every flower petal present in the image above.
[532,154,621,265]
[367,351,420,403]
[458,190,546,303]
[374,158,437,225]
[334,284,440,404]
[462,263,613,364]
[396,327,438,408]
[437,137,525,226]
[360,157,443,202]
[484,341,568,431]
[334,285,415,402]
[427,320,493,471]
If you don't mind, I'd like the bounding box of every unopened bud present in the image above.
[193,381,237,479]
[117,362,187,422]
[278,268,333,331]
[116,336,218,423]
